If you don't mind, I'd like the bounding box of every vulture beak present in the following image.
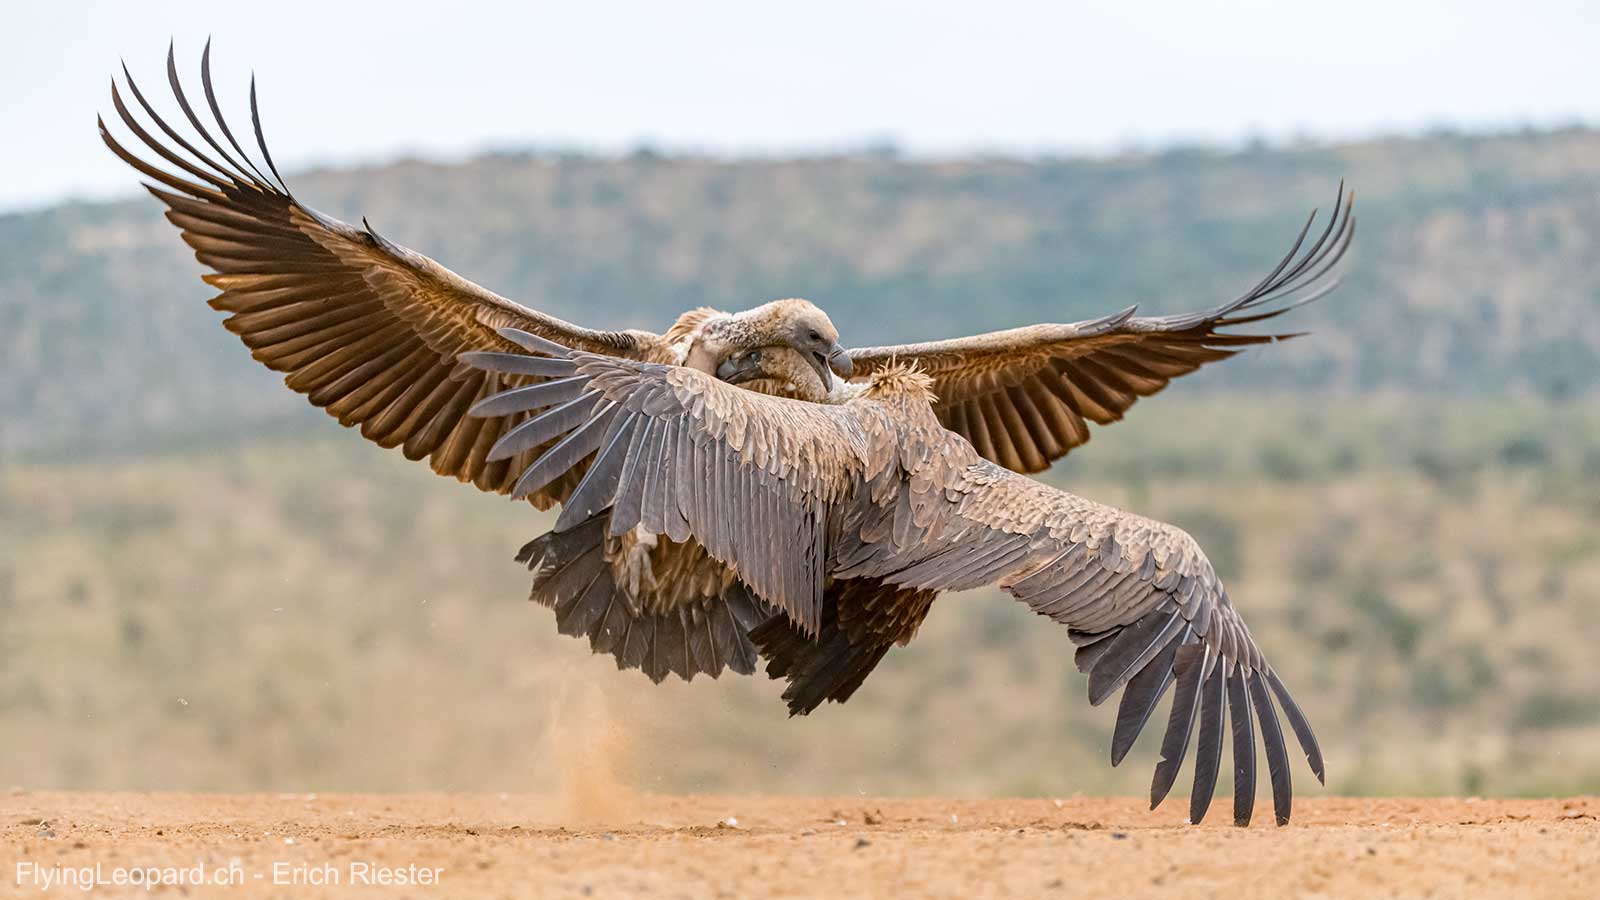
[819,344,853,382]
[716,352,764,385]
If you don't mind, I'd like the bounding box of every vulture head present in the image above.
[715,344,835,402]
[683,298,852,390]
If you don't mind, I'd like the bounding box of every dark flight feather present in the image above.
[1087,610,1183,706]
[1228,668,1258,827]
[1188,659,1228,825]
[1150,643,1208,810]
[469,376,589,418]
[1267,668,1326,784]
[1250,672,1294,826]
[1110,638,1182,766]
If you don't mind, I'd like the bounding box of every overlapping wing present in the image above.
[463,329,868,635]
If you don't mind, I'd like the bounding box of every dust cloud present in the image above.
[542,675,638,826]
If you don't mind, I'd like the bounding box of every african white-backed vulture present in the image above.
[462,328,1326,826]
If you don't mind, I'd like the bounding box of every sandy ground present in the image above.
[3,793,1596,898]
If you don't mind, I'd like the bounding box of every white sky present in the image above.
[6,0,1597,213]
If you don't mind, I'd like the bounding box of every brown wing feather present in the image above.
[848,187,1355,472]
[100,44,665,507]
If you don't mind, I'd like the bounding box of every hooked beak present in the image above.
[716,353,762,385]
[811,343,852,385]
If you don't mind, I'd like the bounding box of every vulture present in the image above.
[461,324,1333,827]
[104,44,1352,824]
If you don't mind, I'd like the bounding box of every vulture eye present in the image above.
[807,330,823,342]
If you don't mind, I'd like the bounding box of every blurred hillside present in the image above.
[3,127,1600,458]
[4,400,1597,797]
[2,130,1599,798]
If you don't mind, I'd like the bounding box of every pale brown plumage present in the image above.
[467,334,1326,827]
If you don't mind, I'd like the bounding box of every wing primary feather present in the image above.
[198,40,277,191]
[662,421,691,543]
[1272,202,1356,300]
[1150,643,1208,811]
[162,41,260,188]
[486,391,599,462]
[108,81,227,192]
[1249,672,1294,826]
[1220,276,1341,326]
[469,375,589,418]
[1265,668,1325,784]
[672,414,694,527]
[610,418,656,535]
[245,73,289,193]
[1087,612,1183,706]
[121,60,241,187]
[1110,638,1182,766]
[1258,181,1347,300]
[557,411,640,531]
[497,327,574,357]
[1071,629,1118,673]
[1188,658,1228,825]
[1227,207,1316,309]
[457,351,578,378]
[638,418,671,533]
[511,402,618,499]
[1228,668,1258,827]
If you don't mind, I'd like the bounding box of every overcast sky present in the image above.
[6,0,1596,213]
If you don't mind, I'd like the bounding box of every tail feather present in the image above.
[751,592,892,715]
[521,514,766,682]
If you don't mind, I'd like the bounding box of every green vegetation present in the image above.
[2,128,1597,796]
[2,399,1597,797]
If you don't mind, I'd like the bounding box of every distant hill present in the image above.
[3,128,1599,457]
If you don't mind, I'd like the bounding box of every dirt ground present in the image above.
[3,793,1596,898]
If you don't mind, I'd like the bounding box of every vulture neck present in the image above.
[681,340,720,374]
[665,306,725,369]
[673,307,765,377]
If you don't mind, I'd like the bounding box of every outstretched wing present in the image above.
[832,444,1324,827]
[1004,500,1322,827]
[847,187,1355,473]
[462,329,868,635]
[100,43,661,506]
